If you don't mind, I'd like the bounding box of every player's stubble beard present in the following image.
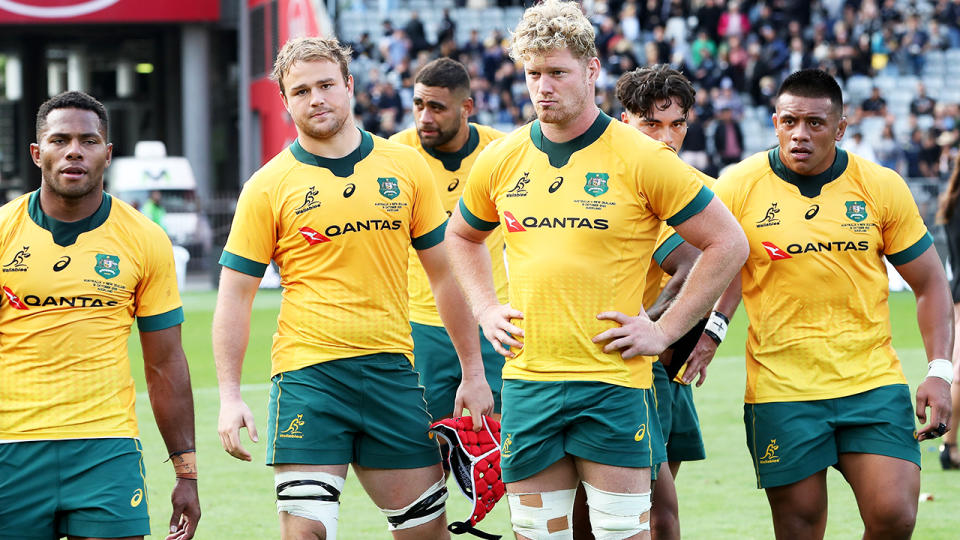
[417,119,460,149]
[534,76,591,127]
[295,105,351,142]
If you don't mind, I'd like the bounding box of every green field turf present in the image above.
[128,289,959,539]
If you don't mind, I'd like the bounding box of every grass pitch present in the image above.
[129,290,959,539]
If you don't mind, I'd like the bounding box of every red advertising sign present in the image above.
[0,0,219,23]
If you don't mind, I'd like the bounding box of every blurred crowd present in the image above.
[344,0,960,179]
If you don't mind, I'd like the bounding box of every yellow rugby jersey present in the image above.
[0,191,183,441]
[390,124,509,326]
[714,148,932,403]
[459,113,712,388]
[221,130,448,376]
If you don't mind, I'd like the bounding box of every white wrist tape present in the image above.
[703,311,729,345]
[926,358,954,385]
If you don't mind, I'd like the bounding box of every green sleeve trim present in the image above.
[666,186,714,227]
[653,232,685,266]
[412,220,447,250]
[458,199,500,231]
[137,307,184,332]
[887,231,934,266]
[219,250,268,277]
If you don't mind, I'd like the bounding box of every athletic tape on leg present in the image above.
[582,481,651,540]
[381,478,449,531]
[507,489,576,540]
[275,471,345,539]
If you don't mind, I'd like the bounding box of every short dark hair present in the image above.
[776,69,843,115]
[616,64,696,118]
[414,57,471,96]
[36,91,109,141]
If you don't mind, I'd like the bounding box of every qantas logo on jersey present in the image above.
[2,246,30,272]
[2,286,118,309]
[2,286,28,310]
[761,242,792,260]
[503,211,526,232]
[502,211,610,231]
[299,227,331,245]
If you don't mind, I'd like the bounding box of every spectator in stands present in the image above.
[405,11,429,55]
[875,124,902,171]
[438,9,456,45]
[713,104,744,169]
[680,105,711,174]
[718,0,750,40]
[904,128,925,178]
[860,86,888,118]
[899,13,930,75]
[690,30,716,70]
[843,130,879,163]
[935,151,960,471]
[696,0,724,42]
[620,2,641,43]
[919,128,943,178]
[910,82,937,116]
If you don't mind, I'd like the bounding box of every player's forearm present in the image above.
[712,270,743,320]
[915,279,954,361]
[647,271,689,321]
[445,232,500,321]
[657,237,747,344]
[432,271,485,379]
[212,269,259,401]
[141,327,196,455]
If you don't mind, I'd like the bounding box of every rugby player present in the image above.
[708,68,953,539]
[444,1,749,538]
[390,57,507,421]
[213,37,493,539]
[0,91,199,540]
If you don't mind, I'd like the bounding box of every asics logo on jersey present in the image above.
[761,242,792,260]
[279,413,305,439]
[299,227,331,245]
[53,256,71,271]
[634,424,646,442]
[503,211,526,233]
[805,204,820,220]
[2,286,28,310]
[2,246,30,272]
[756,203,781,227]
[548,176,563,193]
[130,489,143,507]
[343,183,356,198]
[447,178,460,191]
[505,172,531,198]
[295,186,322,215]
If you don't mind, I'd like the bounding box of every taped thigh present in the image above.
[275,471,344,539]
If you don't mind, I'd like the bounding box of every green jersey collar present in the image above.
[423,124,480,172]
[531,112,612,168]
[768,147,849,198]
[28,189,112,247]
[290,129,374,178]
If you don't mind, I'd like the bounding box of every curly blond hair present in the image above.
[271,37,353,95]
[509,0,597,63]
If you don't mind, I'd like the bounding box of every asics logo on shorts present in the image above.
[634,424,646,442]
[130,488,143,507]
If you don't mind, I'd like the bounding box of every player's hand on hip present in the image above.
[218,398,259,461]
[454,375,495,429]
[593,306,668,359]
[165,478,200,540]
[681,333,719,386]
[915,377,952,441]
[478,302,524,358]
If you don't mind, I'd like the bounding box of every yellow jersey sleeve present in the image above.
[879,169,933,264]
[458,142,502,229]
[222,172,281,276]
[635,143,713,226]
[135,224,184,330]
[408,152,449,249]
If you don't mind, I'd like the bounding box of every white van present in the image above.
[106,141,211,252]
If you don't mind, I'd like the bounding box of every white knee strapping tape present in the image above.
[507,488,577,539]
[275,471,345,539]
[582,481,651,540]
[380,478,448,531]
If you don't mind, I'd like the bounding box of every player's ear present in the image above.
[461,96,474,119]
[29,143,40,167]
[771,113,779,130]
[835,115,848,142]
[105,142,113,166]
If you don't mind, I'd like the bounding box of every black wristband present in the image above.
[703,328,722,345]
